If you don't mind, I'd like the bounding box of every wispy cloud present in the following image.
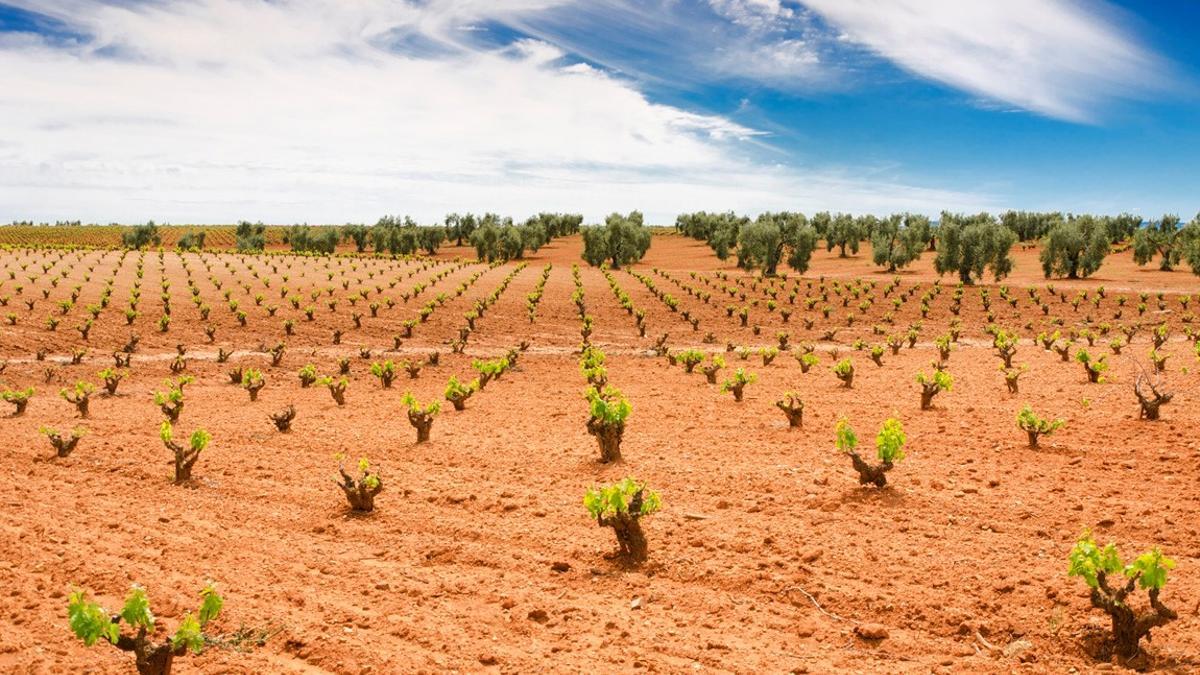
[799,0,1169,123]
[0,0,998,223]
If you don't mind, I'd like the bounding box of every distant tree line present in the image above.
[84,208,1200,279]
[676,209,1200,281]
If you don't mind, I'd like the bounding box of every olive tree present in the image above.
[1103,213,1142,243]
[675,211,746,260]
[289,225,339,254]
[1183,215,1200,275]
[235,220,266,252]
[1040,215,1110,279]
[1133,215,1183,271]
[933,212,1016,284]
[1001,210,1060,241]
[526,212,582,238]
[122,221,161,250]
[341,224,370,252]
[416,226,446,255]
[443,213,474,246]
[824,213,862,257]
[176,229,205,250]
[735,212,817,276]
[581,211,652,269]
[871,214,929,272]
[372,216,420,255]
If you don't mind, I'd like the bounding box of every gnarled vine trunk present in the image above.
[599,512,648,562]
[408,412,433,443]
[847,451,892,488]
[1091,571,1176,661]
[587,418,624,463]
[115,631,179,675]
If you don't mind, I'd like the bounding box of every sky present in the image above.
[0,0,1197,225]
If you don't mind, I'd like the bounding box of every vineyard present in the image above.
[0,224,304,250]
[0,231,1197,673]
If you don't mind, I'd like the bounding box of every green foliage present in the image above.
[721,368,757,391]
[119,585,155,631]
[676,348,704,371]
[121,221,161,250]
[1040,215,1111,279]
[235,220,266,252]
[824,213,863,257]
[933,213,1017,284]
[871,214,929,271]
[1000,210,1060,241]
[579,346,608,384]
[1183,215,1200,275]
[1069,531,1174,591]
[341,223,370,252]
[444,375,477,404]
[196,584,223,626]
[69,583,224,655]
[581,211,652,269]
[675,211,748,260]
[297,363,317,386]
[798,352,819,369]
[3,386,34,405]
[583,477,661,520]
[1016,405,1065,436]
[316,375,348,404]
[288,225,340,254]
[400,392,440,416]
[466,213,557,262]
[585,385,631,424]
[241,368,264,390]
[176,229,206,250]
[1075,348,1109,379]
[832,358,853,377]
[1132,215,1182,271]
[370,360,396,387]
[735,212,818,275]
[68,590,121,646]
[874,417,906,463]
[916,369,952,391]
[472,357,509,381]
[161,420,210,453]
[834,417,857,452]
[1129,549,1176,591]
[60,380,94,401]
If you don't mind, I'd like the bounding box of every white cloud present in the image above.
[0,0,993,224]
[798,0,1167,123]
[707,0,795,30]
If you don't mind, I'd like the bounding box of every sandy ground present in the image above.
[0,234,1198,674]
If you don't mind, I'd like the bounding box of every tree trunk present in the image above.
[587,419,623,463]
[920,387,935,410]
[848,452,891,488]
[605,513,648,562]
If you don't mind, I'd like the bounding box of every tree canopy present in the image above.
[1133,214,1184,271]
[734,212,817,275]
[121,221,161,250]
[933,212,1017,284]
[235,221,265,252]
[870,214,930,272]
[581,211,652,269]
[1039,215,1110,279]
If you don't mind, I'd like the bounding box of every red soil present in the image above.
[0,234,1198,673]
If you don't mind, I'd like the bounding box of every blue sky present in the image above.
[0,0,1196,224]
